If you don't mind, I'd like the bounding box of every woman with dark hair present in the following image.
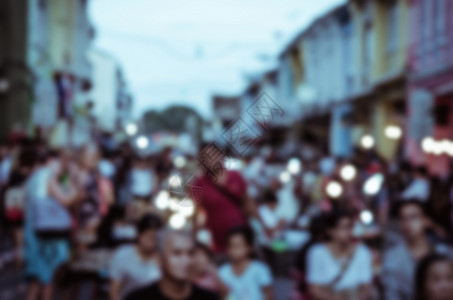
[192,242,227,296]
[219,226,274,300]
[306,208,373,300]
[291,214,327,299]
[4,142,37,266]
[25,148,79,300]
[415,254,453,300]
[74,143,115,251]
[109,213,163,300]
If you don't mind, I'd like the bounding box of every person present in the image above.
[191,144,264,253]
[292,214,327,298]
[415,254,453,300]
[382,200,453,300]
[109,214,162,300]
[130,155,156,202]
[155,147,173,185]
[191,242,226,295]
[24,149,78,300]
[257,189,285,246]
[74,144,108,251]
[306,208,373,300]
[401,166,430,202]
[242,155,267,199]
[0,141,12,187]
[114,144,133,206]
[219,226,274,300]
[98,148,116,179]
[125,230,219,300]
[3,143,35,267]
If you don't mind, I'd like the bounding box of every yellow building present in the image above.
[349,0,409,161]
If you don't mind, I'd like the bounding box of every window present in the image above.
[38,0,47,10]
[387,1,398,52]
[422,0,432,42]
[364,24,375,69]
[342,22,353,94]
[364,1,374,23]
[435,0,447,45]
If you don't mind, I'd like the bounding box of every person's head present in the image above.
[261,189,278,208]
[133,155,148,168]
[158,230,195,283]
[309,214,328,242]
[47,149,64,175]
[193,242,214,274]
[136,214,163,254]
[80,143,100,170]
[226,226,255,262]
[414,166,428,178]
[17,142,38,174]
[162,147,172,160]
[198,143,225,177]
[0,141,9,160]
[324,208,354,245]
[395,200,428,241]
[416,254,453,300]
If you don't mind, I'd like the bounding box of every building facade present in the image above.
[88,49,132,133]
[277,0,410,160]
[0,0,94,139]
[406,0,453,176]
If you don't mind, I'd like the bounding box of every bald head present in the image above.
[158,230,195,282]
[157,230,192,252]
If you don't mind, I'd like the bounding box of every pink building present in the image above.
[406,0,453,176]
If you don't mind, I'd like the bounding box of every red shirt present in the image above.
[192,170,247,253]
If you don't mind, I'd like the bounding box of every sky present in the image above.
[89,0,346,119]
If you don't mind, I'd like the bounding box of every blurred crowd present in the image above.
[0,136,453,300]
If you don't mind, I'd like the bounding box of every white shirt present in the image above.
[219,261,273,300]
[257,205,280,245]
[258,205,279,229]
[401,178,430,201]
[98,160,116,178]
[109,245,160,298]
[0,157,12,186]
[130,168,156,197]
[307,243,373,291]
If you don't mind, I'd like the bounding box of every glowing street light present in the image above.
[155,190,170,210]
[178,200,195,217]
[287,158,302,175]
[421,137,453,156]
[360,210,374,225]
[385,125,402,140]
[421,137,435,153]
[173,156,186,168]
[279,171,291,183]
[225,158,243,170]
[136,135,149,149]
[326,181,343,198]
[169,213,186,229]
[444,141,453,157]
[363,173,384,196]
[361,135,375,149]
[340,164,357,181]
[125,123,138,136]
[168,175,181,188]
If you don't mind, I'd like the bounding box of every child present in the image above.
[258,189,285,245]
[219,226,274,300]
[192,242,227,296]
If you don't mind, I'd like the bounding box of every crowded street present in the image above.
[1,0,453,300]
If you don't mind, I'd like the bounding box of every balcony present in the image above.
[409,32,453,79]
